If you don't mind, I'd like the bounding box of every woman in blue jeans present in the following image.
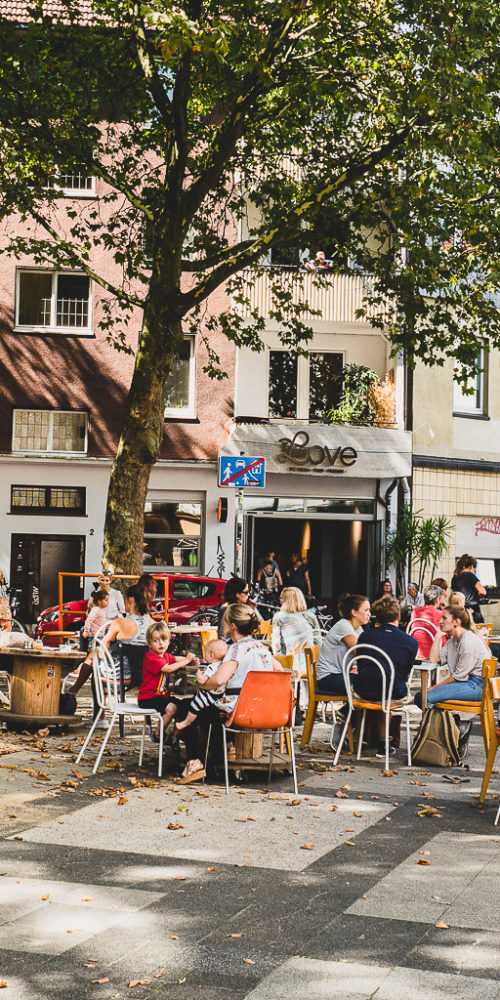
[414,605,489,709]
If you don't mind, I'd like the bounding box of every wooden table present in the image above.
[0,646,83,727]
[412,660,440,710]
[169,624,218,657]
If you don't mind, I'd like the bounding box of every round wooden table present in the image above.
[0,646,83,726]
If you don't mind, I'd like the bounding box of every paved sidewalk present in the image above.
[1,711,500,999]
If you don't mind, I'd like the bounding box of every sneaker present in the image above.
[375,741,395,758]
[94,718,109,730]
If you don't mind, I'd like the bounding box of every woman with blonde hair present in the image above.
[176,603,282,783]
[272,586,321,661]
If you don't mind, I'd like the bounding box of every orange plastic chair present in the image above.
[204,670,298,795]
[434,658,497,716]
[257,619,272,639]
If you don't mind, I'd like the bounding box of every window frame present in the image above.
[48,171,96,198]
[12,410,89,456]
[143,498,204,574]
[10,485,86,516]
[15,268,92,335]
[267,348,345,420]
[163,336,196,419]
[453,349,487,418]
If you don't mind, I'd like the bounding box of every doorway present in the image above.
[247,516,381,609]
[10,534,86,623]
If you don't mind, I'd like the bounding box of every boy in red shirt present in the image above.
[138,621,199,740]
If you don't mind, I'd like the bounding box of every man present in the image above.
[354,595,418,758]
[88,572,125,620]
[286,553,311,597]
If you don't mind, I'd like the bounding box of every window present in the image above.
[268,350,343,420]
[16,271,91,333]
[172,580,216,600]
[48,170,95,197]
[163,338,195,417]
[453,350,486,416]
[11,485,86,515]
[12,411,88,454]
[143,500,203,571]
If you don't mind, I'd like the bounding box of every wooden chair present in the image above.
[300,645,353,751]
[257,619,272,639]
[479,673,500,804]
[433,657,497,716]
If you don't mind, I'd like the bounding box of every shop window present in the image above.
[12,410,88,454]
[10,485,86,515]
[16,270,91,333]
[268,350,343,420]
[163,338,195,418]
[143,500,202,571]
[453,350,486,416]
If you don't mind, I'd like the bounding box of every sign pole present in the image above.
[235,488,244,577]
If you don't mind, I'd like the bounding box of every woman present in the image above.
[317,594,371,696]
[375,579,393,600]
[451,554,486,623]
[0,571,8,601]
[431,578,449,608]
[69,585,153,711]
[178,602,282,783]
[217,577,260,637]
[272,587,320,663]
[408,584,443,660]
[414,605,489,709]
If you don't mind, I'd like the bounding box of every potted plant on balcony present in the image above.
[325,364,396,427]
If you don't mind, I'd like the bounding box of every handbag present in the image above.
[411,708,461,766]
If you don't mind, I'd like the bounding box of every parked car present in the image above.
[36,573,228,645]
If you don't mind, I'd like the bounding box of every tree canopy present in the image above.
[1,0,500,569]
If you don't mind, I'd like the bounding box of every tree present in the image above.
[386,504,451,595]
[1,0,500,571]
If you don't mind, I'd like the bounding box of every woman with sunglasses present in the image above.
[217,577,261,637]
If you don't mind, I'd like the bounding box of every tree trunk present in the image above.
[102,295,183,574]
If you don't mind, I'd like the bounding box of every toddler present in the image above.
[137,621,199,740]
[68,590,110,694]
[175,638,229,731]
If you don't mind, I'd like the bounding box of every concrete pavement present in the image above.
[1,707,500,999]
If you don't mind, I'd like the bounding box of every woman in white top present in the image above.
[177,602,282,783]
[316,594,371,695]
[272,587,321,669]
[415,604,489,708]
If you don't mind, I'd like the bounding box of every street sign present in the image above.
[219,455,266,489]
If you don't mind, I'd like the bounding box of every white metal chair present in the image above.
[75,639,165,776]
[333,644,414,771]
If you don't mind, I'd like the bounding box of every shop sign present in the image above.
[277,431,357,470]
[220,423,412,479]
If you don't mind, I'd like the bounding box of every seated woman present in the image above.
[317,594,371,696]
[217,577,261,638]
[176,602,282,783]
[354,595,418,757]
[408,584,443,660]
[69,584,153,708]
[272,586,320,666]
[415,604,490,709]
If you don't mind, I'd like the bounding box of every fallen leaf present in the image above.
[0,982,7,989]
[196,790,209,797]
[341,784,351,790]
[72,769,85,779]
[91,977,110,984]
[243,958,255,965]
[435,921,450,929]
[417,806,439,817]
[82,897,97,902]
[247,815,256,821]
[345,841,356,847]
[417,859,431,866]
[118,797,128,806]
[335,791,348,799]
[381,770,395,777]
[154,808,163,813]
[37,728,49,737]
[301,843,315,850]
[176,875,186,881]
[153,972,164,979]
[167,823,184,830]
[206,867,215,872]
[178,977,186,984]
[169,935,179,940]
[83,963,98,968]
[353,812,362,817]
[177,804,189,813]
[41,893,50,901]
[229,933,244,938]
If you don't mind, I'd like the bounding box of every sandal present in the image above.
[178,760,206,784]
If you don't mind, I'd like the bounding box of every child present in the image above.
[67,590,110,695]
[175,638,228,731]
[138,621,199,740]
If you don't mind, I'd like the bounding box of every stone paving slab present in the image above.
[347,831,500,931]
[244,957,500,999]
[13,785,393,871]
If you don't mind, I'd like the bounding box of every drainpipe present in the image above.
[401,476,411,593]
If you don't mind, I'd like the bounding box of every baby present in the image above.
[175,638,228,731]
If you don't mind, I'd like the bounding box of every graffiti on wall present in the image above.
[475,517,500,536]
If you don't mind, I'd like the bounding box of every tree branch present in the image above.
[126,0,174,129]
[29,208,145,308]
[181,120,418,311]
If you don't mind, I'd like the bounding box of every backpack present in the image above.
[411,708,461,766]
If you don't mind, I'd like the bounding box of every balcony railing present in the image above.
[234,267,393,325]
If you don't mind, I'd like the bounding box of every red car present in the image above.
[36,574,227,644]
